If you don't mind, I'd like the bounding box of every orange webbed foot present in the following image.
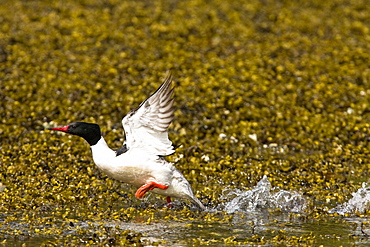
[135,181,169,199]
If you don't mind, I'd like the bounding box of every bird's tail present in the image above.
[187,194,206,210]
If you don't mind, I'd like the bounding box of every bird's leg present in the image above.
[166,196,173,208]
[135,181,169,199]
[166,196,172,204]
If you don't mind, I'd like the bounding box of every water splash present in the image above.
[329,183,370,215]
[220,176,307,214]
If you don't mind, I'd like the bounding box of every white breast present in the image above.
[90,138,174,186]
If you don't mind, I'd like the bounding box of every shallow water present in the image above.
[2,213,370,246]
[2,177,370,246]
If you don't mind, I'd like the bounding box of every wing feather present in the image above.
[121,73,176,156]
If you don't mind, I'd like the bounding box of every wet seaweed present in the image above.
[1,0,370,245]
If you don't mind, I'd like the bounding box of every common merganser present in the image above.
[49,73,205,210]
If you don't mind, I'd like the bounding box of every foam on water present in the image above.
[219,175,307,214]
[329,182,370,215]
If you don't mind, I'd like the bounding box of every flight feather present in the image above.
[121,73,176,156]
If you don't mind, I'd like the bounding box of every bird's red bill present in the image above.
[50,126,69,132]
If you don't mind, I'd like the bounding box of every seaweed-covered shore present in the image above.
[1,0,370,245]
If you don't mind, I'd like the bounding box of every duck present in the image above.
[49,73,205,210]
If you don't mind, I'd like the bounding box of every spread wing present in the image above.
[121,73,176,156]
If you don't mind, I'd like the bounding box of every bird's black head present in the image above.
[49,122,101,146]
